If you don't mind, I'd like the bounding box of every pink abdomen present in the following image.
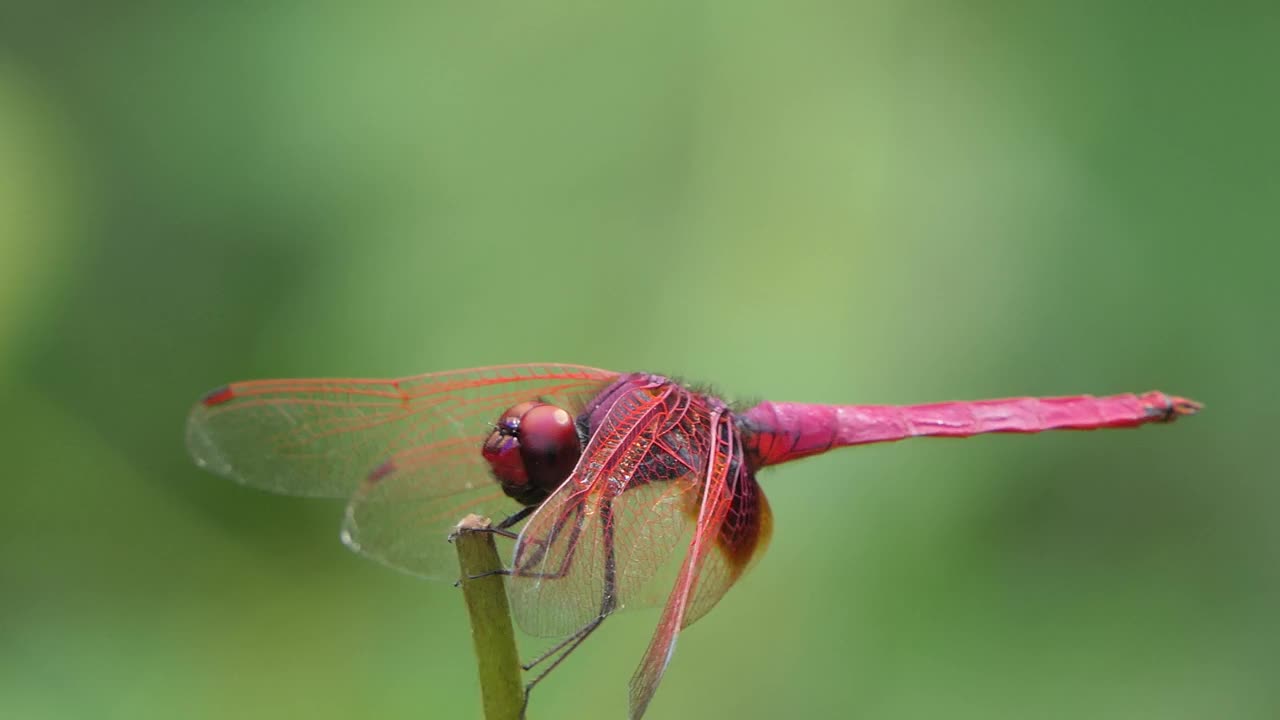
[739,392,1200,468]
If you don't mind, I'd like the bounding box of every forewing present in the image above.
[508,380,713,638]
[185,363,617,497]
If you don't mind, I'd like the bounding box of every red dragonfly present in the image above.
[186,364,1200,718]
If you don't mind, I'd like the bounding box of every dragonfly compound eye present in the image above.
[482,401,582,505]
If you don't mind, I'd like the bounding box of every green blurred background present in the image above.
[2,2,1276,719]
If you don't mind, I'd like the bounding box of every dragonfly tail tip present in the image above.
[1171,396,1203,417]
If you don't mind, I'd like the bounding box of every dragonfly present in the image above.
[185,363,1200,718]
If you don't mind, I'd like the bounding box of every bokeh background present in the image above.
[2,3,1276,719]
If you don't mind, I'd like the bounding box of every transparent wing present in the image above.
[508,379,717,637]
[511,475,706,637]
[629,410,741,719]
[185,363,617,498]
[339,439,525,580]
[684,457,773,627]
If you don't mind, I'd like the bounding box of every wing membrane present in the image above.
[628,410,738,719]
[340,439,520,580]
[186,363,617,498]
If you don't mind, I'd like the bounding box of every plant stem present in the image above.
[453,514,524,720]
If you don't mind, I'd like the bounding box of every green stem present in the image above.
[453,514,525,720]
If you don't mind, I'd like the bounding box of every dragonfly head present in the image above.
[482,401,583,506]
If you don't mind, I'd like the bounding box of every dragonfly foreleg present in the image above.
[495,505,538,530]
[452,506,538,585]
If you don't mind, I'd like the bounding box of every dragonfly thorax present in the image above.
[482,401,583,506]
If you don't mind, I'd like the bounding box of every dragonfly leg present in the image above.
[475,527,519,541]
[466,506,590,582]
[461,506,537,543]
[495,505,538,531]
[519,498,619,713]
[453,506,541,584]
[507,504,588,581]
[518,612,607,716]
[454,566,513,588]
